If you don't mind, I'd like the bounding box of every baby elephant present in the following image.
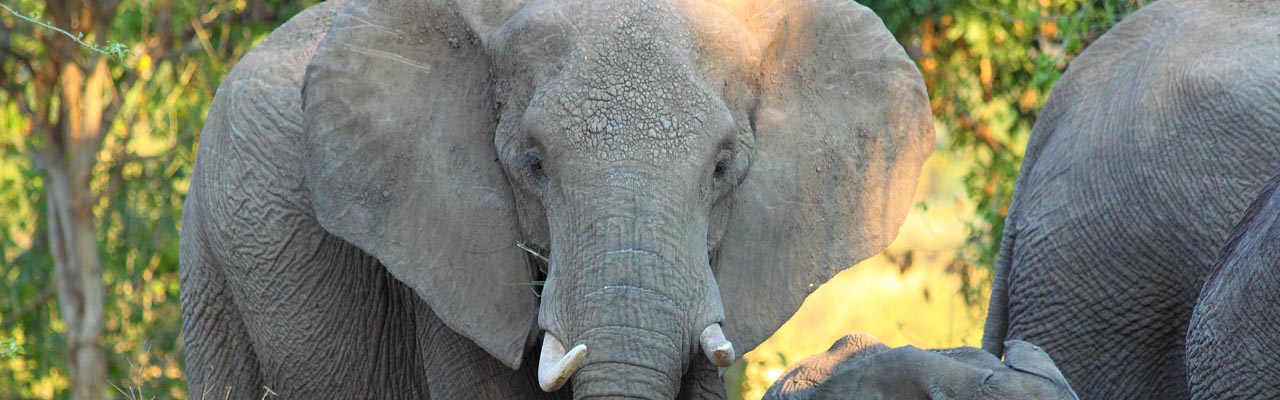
[764,333,1078,400]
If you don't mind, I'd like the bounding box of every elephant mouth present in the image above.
[518,242,551,296]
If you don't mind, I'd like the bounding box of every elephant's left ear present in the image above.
[302,0,533,369]
[714,0,935,354]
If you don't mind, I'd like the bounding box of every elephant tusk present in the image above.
[700,323,735,368]
[538,332,587,392]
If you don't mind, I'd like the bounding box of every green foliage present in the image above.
[1,0,319,398]
[861,0,1146,308]
[1,338,25,359]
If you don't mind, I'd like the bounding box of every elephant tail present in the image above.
[982,214,1015,358]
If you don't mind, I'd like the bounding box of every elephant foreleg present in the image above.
[417,303,566,399]
[180,241,265,398]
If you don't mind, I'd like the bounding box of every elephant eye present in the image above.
[523,152,544,177]
[713,158,731,178]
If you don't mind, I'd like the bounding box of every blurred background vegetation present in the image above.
[0,0,1141,398]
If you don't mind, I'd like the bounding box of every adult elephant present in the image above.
[179,0,935,398]
[981,1,1280,399]
[1186,171,1280,399]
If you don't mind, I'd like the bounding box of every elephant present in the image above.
[178,0,935,398]
[761,333,1078,400]
[1186,171,1280,399]
[980,0,1280,399]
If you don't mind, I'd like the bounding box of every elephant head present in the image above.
[765,334,1078,400]
[300,0,933,397]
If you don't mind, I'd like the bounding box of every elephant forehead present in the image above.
[535,67,720,160]
[520,2,729,161]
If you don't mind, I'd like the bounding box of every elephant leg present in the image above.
[219,221,427,399]
[180,240,264,398]
[678,353,728,400]
[417,303,564,399]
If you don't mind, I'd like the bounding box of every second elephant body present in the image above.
[983,1,1280,399]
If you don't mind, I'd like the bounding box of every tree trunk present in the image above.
[41,47,113,400]
[16,1,125,397]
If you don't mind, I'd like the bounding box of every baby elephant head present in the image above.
[764,334,1078,400]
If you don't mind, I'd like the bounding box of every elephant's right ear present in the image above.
[302,0,531,369]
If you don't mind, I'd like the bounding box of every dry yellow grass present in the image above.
[727,151,991,399]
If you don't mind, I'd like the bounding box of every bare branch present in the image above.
[0,2,128,58]
[0,284,55,329]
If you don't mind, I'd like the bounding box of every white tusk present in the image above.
[700,323,735,368]
[538,332,587,392]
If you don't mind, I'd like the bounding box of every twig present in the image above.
[108,381,131,399]
[516,242,549,263]
[516,243,549,296]
[199,366,215,400]
[0,189,50,340]
[0,2,128,58]
[0,283,55,329]
[260,386,277,400]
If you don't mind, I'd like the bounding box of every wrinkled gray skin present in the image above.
[1186,171,1280,399]
[763,333,1078,400]
[179,0,934,398]
[981,1,1280,399]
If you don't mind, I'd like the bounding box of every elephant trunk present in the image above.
[540,181,728,398]
[571,323,685,399]
[567,252,693,398]
[552,238,727,398]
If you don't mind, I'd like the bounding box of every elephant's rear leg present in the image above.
[180,240,265,399]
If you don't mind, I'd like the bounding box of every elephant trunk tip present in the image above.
[538,332,587,392]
